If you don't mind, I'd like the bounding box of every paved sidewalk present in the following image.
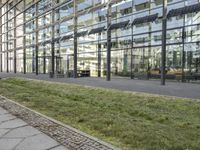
[0,107,68,150]
[0,72,200,99]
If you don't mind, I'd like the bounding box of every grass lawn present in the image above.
[0,78,200,150]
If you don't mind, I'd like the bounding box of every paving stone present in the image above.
[15,133,60,150]
[0,100,118,150]
[0,118,27,129]
[0,128,9,137]
[0,107,8,115]
[50,145,69,150]
[0,138,22,150]
[3,125,40,138]
[0,114,16,123]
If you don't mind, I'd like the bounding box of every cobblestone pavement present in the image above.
[0,106,68,150]
[0,96,120,150]
[0,72,200,99]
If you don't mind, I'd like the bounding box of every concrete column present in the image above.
[161,0,167,85]
[106,3,111,81]
[73,0,78,78]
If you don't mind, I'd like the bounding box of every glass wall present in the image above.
[0,0,199,83]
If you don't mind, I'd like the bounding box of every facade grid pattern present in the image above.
[0,0,200,83]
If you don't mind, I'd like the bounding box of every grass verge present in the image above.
[0,78,199,150]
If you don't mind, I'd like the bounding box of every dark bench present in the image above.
[77,70,90,77]
[185,75,200,81]
[56,74,65,78]
[66,70,91,78]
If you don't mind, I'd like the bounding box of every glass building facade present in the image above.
[0,0,200,82]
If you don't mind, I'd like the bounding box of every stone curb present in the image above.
[0,95,121,150]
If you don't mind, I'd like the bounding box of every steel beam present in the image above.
[130,0,134,79]
[51,8,55,76]
[131,26,134,79]
[98,33,101,77]
[14,4,16,73]
[147,0,153,80]
[0,0,2,72]
[181,14,186,82]
[161,0,167,85]
[6,3,8,73]
[106,3,112,81]
[23,0,26,74]
[73,0,77,78]
[43,16,46,74]
[35,2,38,75]
[43,46,46,74]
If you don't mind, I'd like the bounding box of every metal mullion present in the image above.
[43,16,46,74]
[5,13,16,23]
[75,40,200,52]
[147,0,153,80]
[0,1,7,10]
[5,8,25,22]
[14,4,16,73]
[23,0,26,74]
[24,0,40,13]
[161,0,167,85]
[24,15,73,35]
[97,0,101,78]
[1,21,8,28]
[131,26,133,79]
[79,21,106,31]
[133,41,200,49]
[109,0,124,5]
[77,3,106,17]
[1,12,23,26]
[1,0,23,17]
[181,15,186,83]
[106,3,111,81]
[0,0,182,19]
[1,21,20,34]
[0,0,2,72]
[22,2,107,36]
[73,0,78,78]
[109,0,186,24]
[24,1,106,34]
[130,0,134,80]
[23,22,200,42]
[23,0,72,27]
[6,3,9,73]
[1,17,25,33]
[5,16,200,37]
[167,23,200,31]
[51,6,55,76]
[35,2,38,75]
[55,14,73,25]
[97,32,101,78]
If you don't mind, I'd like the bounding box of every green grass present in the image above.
[0,78,200,150]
